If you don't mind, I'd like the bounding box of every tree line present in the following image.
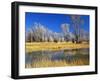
[26,15,89,43]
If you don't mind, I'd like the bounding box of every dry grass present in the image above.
[25,58,89,68]
[25,42,89,53]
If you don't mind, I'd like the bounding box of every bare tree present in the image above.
[61,23,71,41]
[26,22,77,43]
[70,15,84,43]
[80,29,89,42]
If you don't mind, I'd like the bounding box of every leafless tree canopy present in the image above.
[26,21,89,43]
[70,15,89,43]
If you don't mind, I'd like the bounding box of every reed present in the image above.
[25,58,89,68]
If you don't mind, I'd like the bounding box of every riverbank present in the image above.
[25,42,89,53]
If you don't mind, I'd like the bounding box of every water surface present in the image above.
[25,48,89,68]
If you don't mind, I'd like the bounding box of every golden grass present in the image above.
[25,58,89,68]
[25,42,89,53]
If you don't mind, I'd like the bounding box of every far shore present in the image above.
[25,42,89,53]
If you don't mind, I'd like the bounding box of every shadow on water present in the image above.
[25,48,89,68]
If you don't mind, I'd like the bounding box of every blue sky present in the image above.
[25,12,89,33]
